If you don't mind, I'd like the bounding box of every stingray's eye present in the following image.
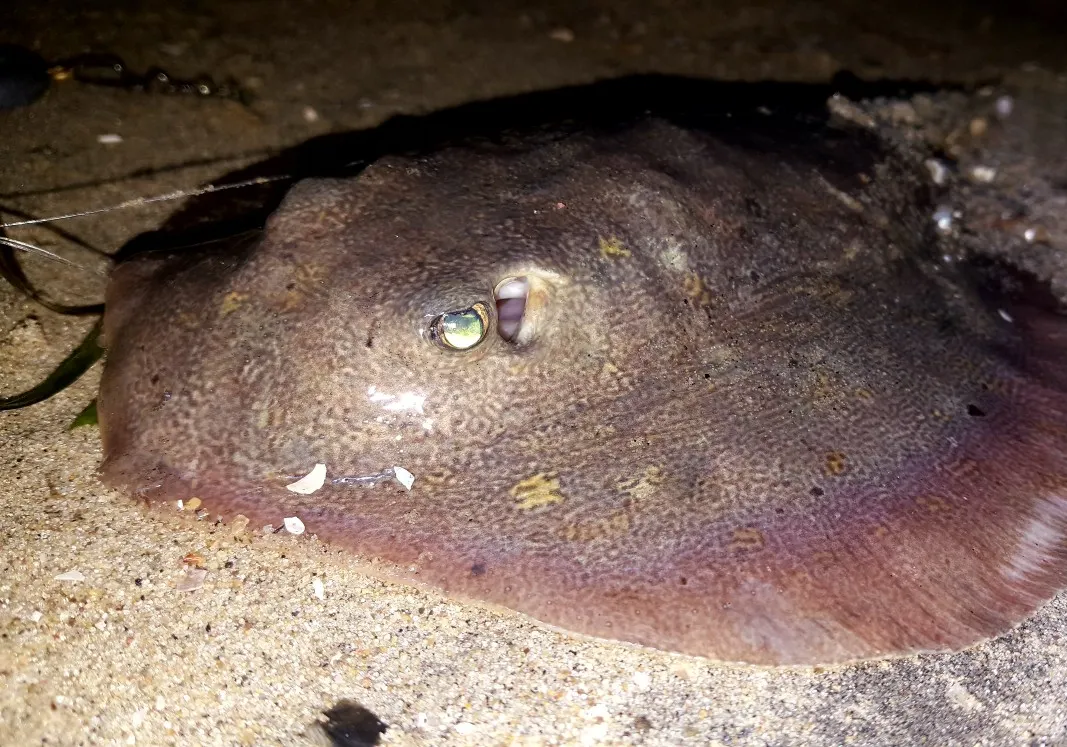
[430,302,491,350]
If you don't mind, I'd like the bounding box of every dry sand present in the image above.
[2,1,1067,744]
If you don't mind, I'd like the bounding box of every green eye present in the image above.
[431,302,491,350]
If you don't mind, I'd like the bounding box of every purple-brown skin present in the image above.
[97,119,1067,665]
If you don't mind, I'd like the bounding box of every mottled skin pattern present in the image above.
[98,117,1067,665]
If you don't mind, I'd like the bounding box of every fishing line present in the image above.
[0,174,294,230]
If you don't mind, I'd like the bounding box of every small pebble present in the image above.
[54,570,85,582]
[969,117,988,137]
[1024,226,1051,244]
[924,159,949,186]
[97,133,123,144]
[313,577,325,600]
[321,700,387,745]
[995,95,1014,119]
[581,723,610,744]
[549,27,575,42]
[175,568,208,592]
[584,703,610,720]
[284,516,306,535]
[455,722,476,735]
[302,106,319,123]
[933,205,956,235]
[969,165,997,183]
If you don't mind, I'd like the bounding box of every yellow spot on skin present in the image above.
[559,511,631,542]
[824,451,847,476]
[220,291,249,316]
[254,406,285,430]
[616,466,664,501]
[420,471,455,487]
[511,473,565,510]
[601,361,620,377]
[806,368,844,404]
[728,528,765,552]
[598,236,631,259]
[559,466,664,542]
[683,271,714,306]
[917,495,950,512]
[275,262,327,312]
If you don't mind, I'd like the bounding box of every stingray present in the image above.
[13,79,1067,665]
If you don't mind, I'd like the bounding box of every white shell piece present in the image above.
[54,570,85,582]
[393,466,415,490]
[286,463,327,494]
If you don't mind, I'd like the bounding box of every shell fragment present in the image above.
[286,463,327,494]
[393,466,415,490]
